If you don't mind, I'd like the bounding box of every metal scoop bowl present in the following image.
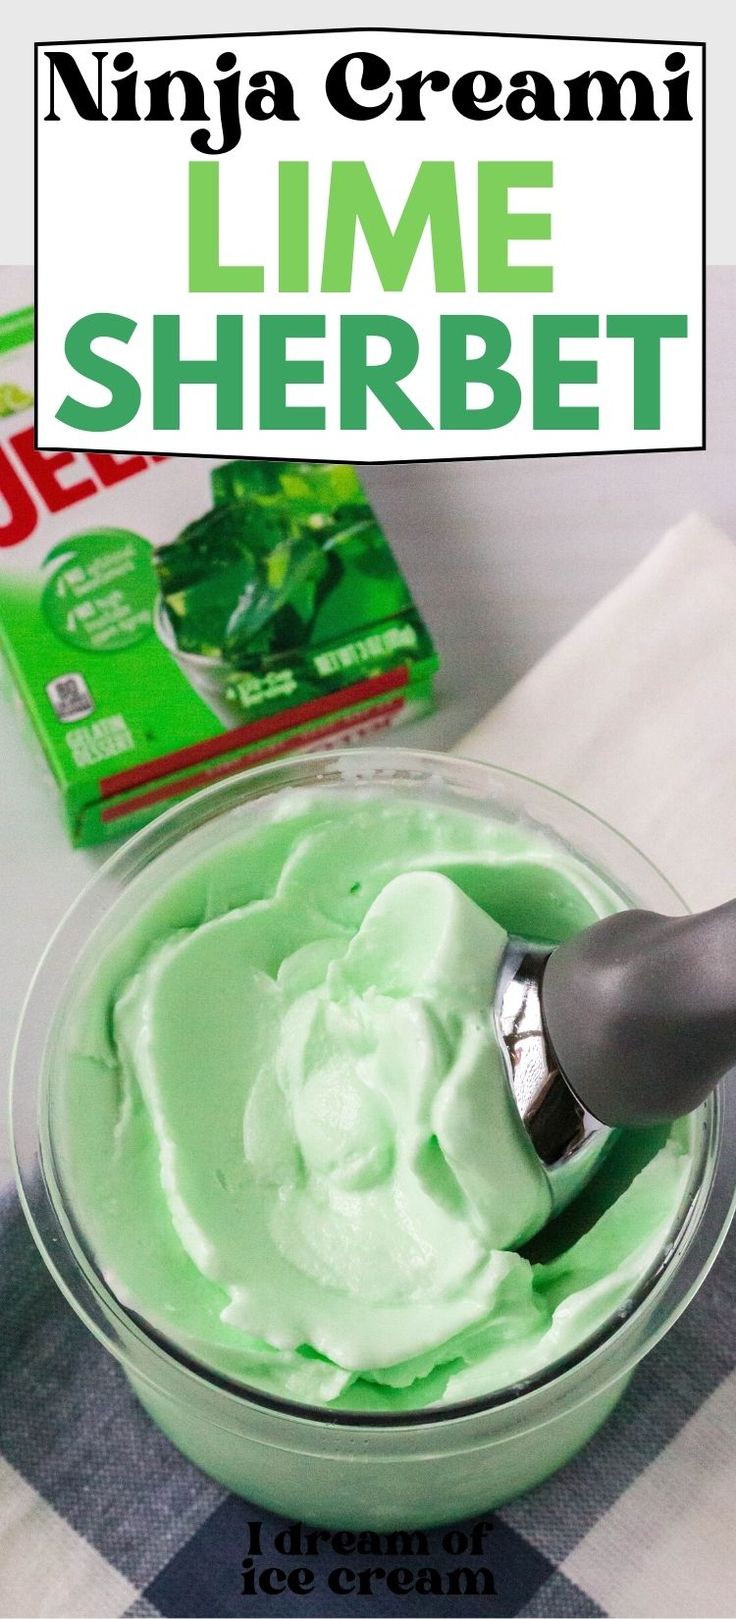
[495,900,736,1216]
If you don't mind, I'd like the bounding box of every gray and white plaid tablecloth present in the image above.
[1,1180,735,1618]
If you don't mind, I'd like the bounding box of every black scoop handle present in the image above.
[541,901,736,1127]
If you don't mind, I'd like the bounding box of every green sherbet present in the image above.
[56,790,695,1411]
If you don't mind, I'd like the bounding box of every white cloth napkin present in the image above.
[456,512,736,913]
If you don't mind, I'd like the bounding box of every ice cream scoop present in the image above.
[497,900,736,1214]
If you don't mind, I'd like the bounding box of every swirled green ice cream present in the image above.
[56,790,696,1411]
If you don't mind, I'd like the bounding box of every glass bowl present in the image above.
[11,748,736,1529]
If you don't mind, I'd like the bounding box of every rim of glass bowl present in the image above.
[11,747,736,1436]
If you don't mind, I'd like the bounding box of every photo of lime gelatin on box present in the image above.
[15,751,731,1531]
[153,459,435,730]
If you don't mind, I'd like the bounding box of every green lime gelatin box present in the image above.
[0,307,438,845]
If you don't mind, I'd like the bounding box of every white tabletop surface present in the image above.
[2,267,735,1191]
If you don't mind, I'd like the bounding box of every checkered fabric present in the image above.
[1,1186,734,1619]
